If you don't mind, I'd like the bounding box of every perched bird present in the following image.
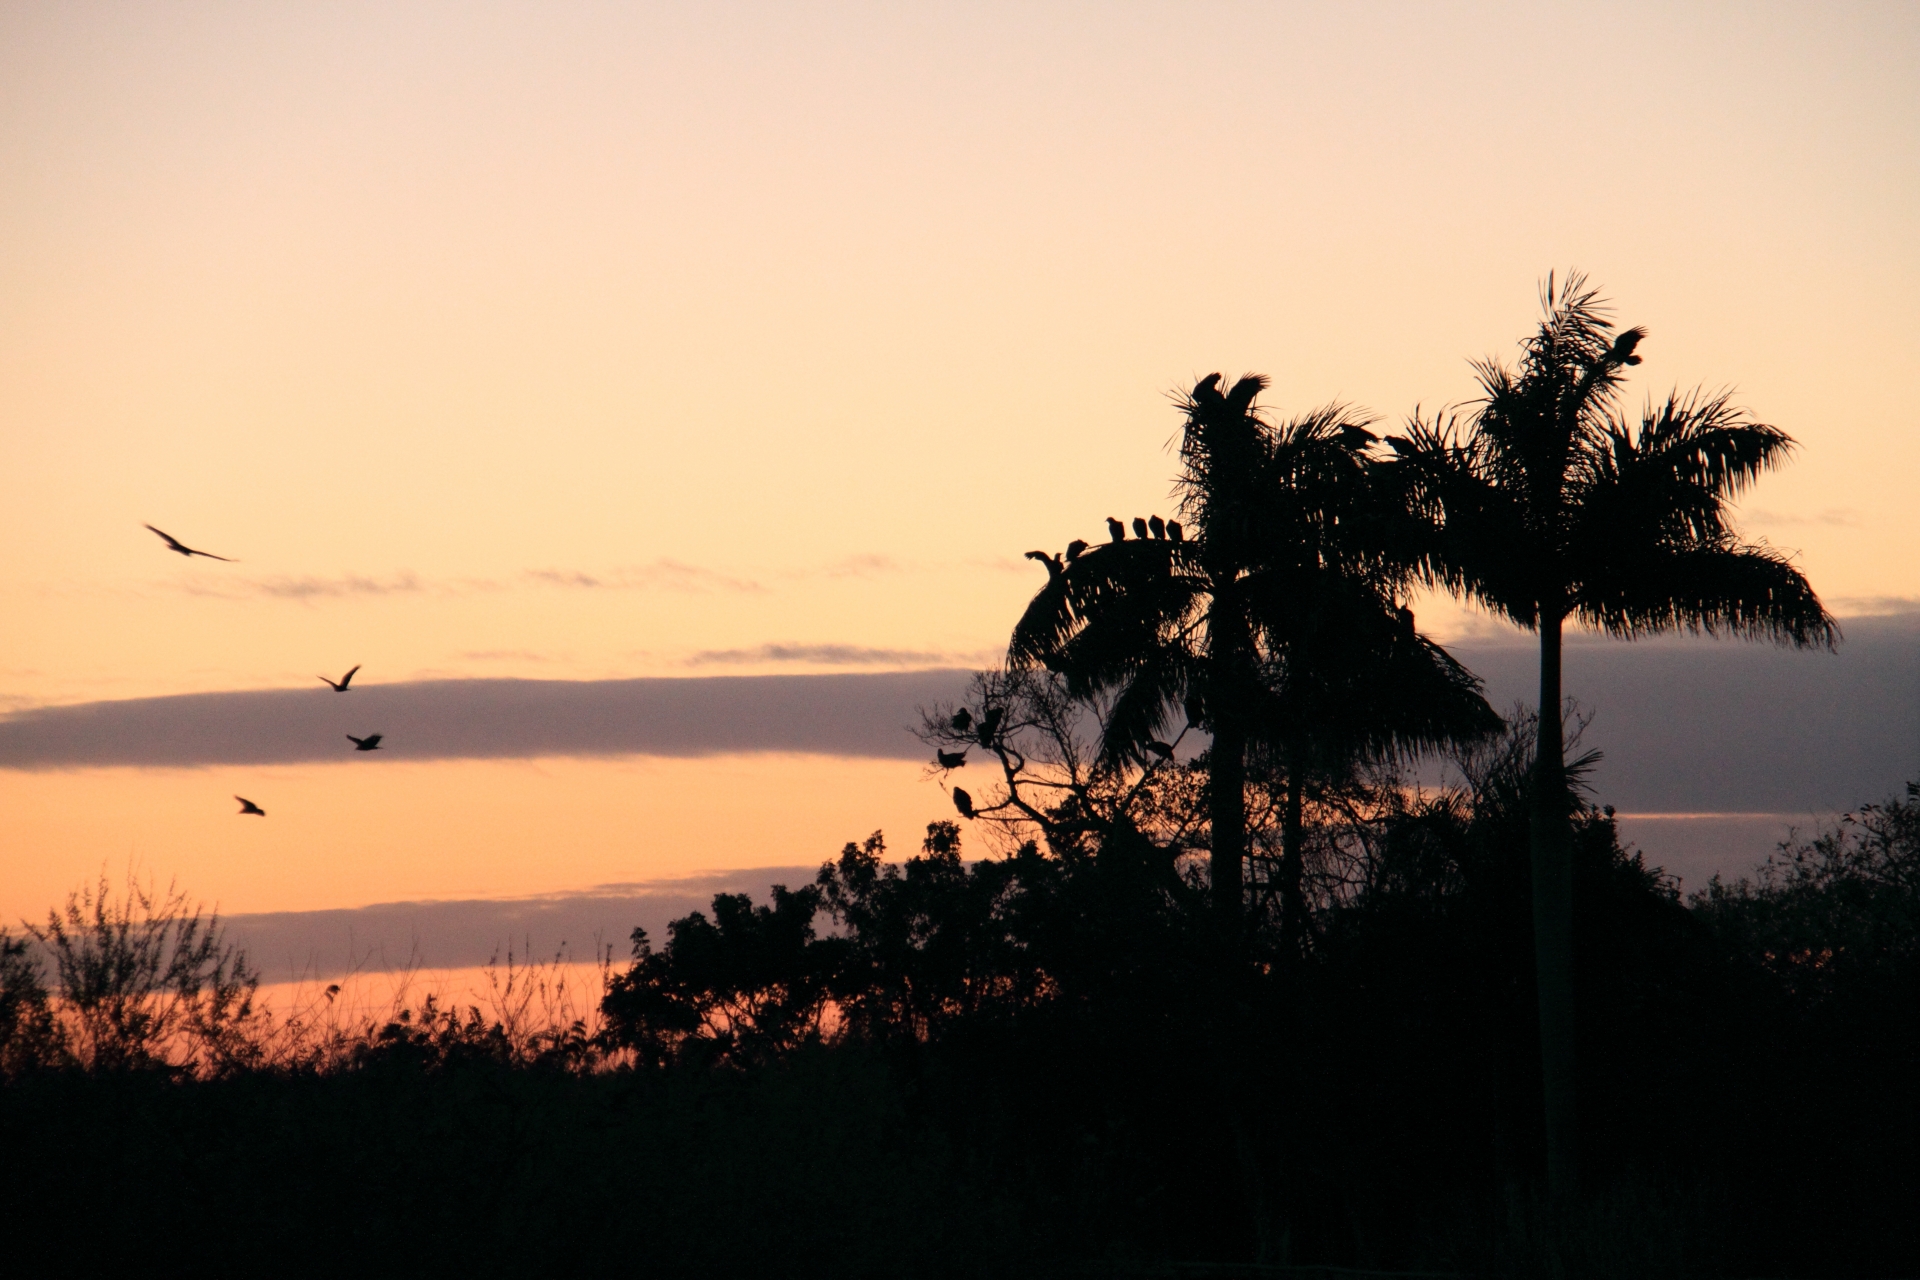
[1395,604,1416,637]
[1131,517,1149,540]
[976,706,1004,746]
[317,664,362,692]
[1339,424,1378,449]
[1065,539,1089,562]
[1166,521,1184,542]
[346,733,383,751]
[1024,550,1063,581]
[1608,327,1647,366]
[1148,515,1166,540]
[1106,516,1126,542]
[952,787,975,819]
[143,524,233,561]
[950,707,974,733]
[936,749,968,769]
[1144,741,1175,761]
[235,796,266,816]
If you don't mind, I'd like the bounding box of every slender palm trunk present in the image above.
[1531,608,1577,1200]
[1211,714,1247,935]
[1279,759,1306,953]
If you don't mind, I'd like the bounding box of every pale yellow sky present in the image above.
[3,2,1916,920]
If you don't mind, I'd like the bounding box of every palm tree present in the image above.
[1385,273,1838,1197]
[1011,374,1496,938]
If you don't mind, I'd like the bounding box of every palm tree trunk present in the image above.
[1531,607,1577,1200]
[1279,759,1306,953]
[1211,714,1247,936]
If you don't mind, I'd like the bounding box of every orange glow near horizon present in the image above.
[4,3,1916,919]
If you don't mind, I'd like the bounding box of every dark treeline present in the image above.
[2,278,1912,1275]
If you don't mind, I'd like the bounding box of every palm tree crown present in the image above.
[1012,374,1496,931]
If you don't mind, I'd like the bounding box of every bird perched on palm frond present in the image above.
[935,749,967,769]
[949,707,973,733]
[346,733,383,751]
[1166,521,1184,542]
[952,787,975,819]
[975,706,1003,746]
[1144,741,1175,761]
[1065,539,1089,561]
[144,524,233,561]
[235,796,266,816]
[318,664,361,692]
[1609,327,1647,366]
[1148,515,1166,540]
[1106,517,1126,542]
[1024,550,1063,581]
[1339,424,1378,449]
[1131,517,1149,539]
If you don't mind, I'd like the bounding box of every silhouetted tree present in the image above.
[1010,375,1493,939]
[1383,271,1838,1197]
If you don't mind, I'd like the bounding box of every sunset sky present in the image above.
[4,3,1916,945]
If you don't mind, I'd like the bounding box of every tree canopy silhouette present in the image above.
[1383,271,1838,1197]
[1010,373,1496,936]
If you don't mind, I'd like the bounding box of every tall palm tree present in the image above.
[1011,374,1496,937]
[1385,273,1838,1197]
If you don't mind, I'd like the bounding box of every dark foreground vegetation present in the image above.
[3,278,1910,1274]
[1,736,1912,1276]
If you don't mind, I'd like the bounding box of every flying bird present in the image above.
[1131,517,1149,540]
[935,749,968,769]
[346,733,383,751]
[143,524,233,561]
[1024,550,1063,581]
[1106,517,1126,542]
[1148,515,1166,540]
[952,787,975,819]
[949,707,973,733]
[234,796,266,816]
[975,706,1004,746]
[1608,327,1647,366]
[1166,521,1184,542]
[1065,539,1089,561]
[317,664,362,692]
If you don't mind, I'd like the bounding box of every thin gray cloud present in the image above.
[686,643,992,668]
[178,571,436,601]
[0,670,974,770]
[219,868,823,981]
[523,560,765,594]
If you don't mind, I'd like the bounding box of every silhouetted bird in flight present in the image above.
[1609,327,1647,365]
[1166,521,1184,542]
[1144,741,1175,761]
[1024,550,1063,581]
[950,707,973,733]
[1132,517,1149,539]
[144,524,233,561]
[1065,539,1089,561]
[976,706,1003,746]
[346,733,383,751]
[1107,517,1126,542]
[235,796,266,816]
[936,749,968,769]
[952,787,975,819]
[317,664,362,692]
[1148,515,1166,540]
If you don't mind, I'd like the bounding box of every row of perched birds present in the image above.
[143,523,385,819]
[1021,513,1182,580]
[946,515,1196,820]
